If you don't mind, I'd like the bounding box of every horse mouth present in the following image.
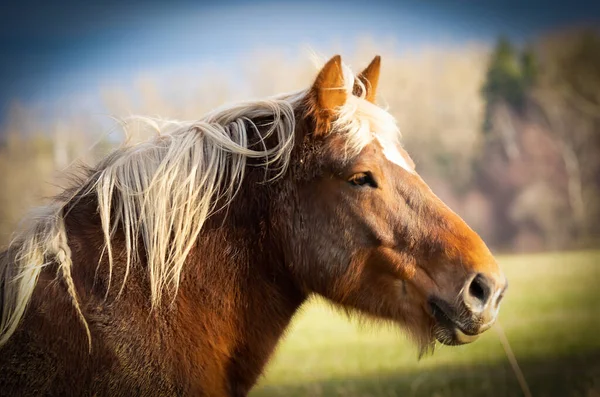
[429,299,480,346]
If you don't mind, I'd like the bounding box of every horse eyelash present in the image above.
[348,172,378,188]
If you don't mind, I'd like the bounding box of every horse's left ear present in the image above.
[353,55,381,103]
[309,55,348,136]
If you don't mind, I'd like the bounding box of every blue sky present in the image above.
[1,0,599,122]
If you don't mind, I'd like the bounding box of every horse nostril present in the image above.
[469,275,487,302]
[465,274,492,311]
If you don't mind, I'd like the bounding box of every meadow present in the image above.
[252,250,600,397]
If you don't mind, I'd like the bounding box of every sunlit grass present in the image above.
[252,250,600,397]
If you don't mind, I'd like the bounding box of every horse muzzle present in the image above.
[429,273,508,345]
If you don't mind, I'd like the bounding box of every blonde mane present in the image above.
[0,60,401,351]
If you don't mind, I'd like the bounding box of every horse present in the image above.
[0,55,507,396]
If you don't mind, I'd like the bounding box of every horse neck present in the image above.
[61,168,306,394]
[171,176,307,394]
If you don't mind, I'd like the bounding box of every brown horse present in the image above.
[0,55,507,396]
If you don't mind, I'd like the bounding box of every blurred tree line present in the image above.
[0,27,598,252]
[478,28,600,251]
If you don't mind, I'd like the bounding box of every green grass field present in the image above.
[251,250,600,397]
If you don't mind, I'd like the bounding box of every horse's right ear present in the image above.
[353,55,381,103]
[309,55,348,136]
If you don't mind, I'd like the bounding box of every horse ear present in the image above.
[310,55,347,135]
[353,55,381,103]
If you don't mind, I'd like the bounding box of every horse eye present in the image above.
[348,172,377,188]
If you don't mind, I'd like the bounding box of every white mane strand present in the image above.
[94,96,299,308]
